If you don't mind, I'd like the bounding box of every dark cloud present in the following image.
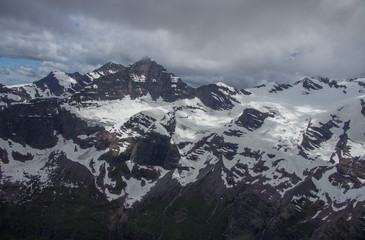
[1,0,365,88]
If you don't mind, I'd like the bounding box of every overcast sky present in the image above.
[1,0,365,88]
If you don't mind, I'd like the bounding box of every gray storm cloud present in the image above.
[0,0,364,87]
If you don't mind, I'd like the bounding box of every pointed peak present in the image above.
[42,70,66,80]
[99,61,124,71]
[294,77,323,91]
[295,76,329,84]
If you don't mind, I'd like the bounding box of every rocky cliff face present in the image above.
[0,60,365,239]
[73,57,195,103]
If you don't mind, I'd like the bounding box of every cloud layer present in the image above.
[1,0,365,87]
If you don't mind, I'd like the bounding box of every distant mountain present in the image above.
[0,58,364,239]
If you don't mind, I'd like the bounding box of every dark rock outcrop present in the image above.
[295,77,323,90]
[236,108,272,131]
[269,83,292,93]
[361,99,365,117]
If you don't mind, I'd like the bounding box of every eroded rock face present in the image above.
[46,151,96,187]
[0,100,60,148]
[130,132,180,169]
[73,57,196,103]
[35,72,75,96]
[129,57,195,101]
[196,84,237,110]
[0,99,109,149]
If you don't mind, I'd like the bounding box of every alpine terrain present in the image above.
[0,57,364,239]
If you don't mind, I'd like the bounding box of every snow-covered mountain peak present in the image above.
[215,81,238,93]
[1,59,365,239]
[100,61,124,70]
[294,77,324,91]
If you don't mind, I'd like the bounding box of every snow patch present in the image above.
[131,74,146,83]
[170,76,179,83]
[216,82,235,92]
[52,71,77,88]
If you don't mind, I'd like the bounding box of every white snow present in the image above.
[87,71,102,80]
[0,135,107,189]
[131,74,146,83]
[3,72,78,101]
[52,71,77,88]
[216,82,235,92]
[1,93,21,101]
[175,154,218,186]
[312,167,365,205]
[2,76,365,208]
[170,76,179,83]
[122,166,169,207]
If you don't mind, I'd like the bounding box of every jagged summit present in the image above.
[138,56,154,62]
[130,57,167,76]
[74,58,195,102]
[129,57,169,79]
[98,61,124,71]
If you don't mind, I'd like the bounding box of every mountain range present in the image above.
[0,57,364,239]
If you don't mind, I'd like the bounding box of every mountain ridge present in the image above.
[0,58,365,239]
